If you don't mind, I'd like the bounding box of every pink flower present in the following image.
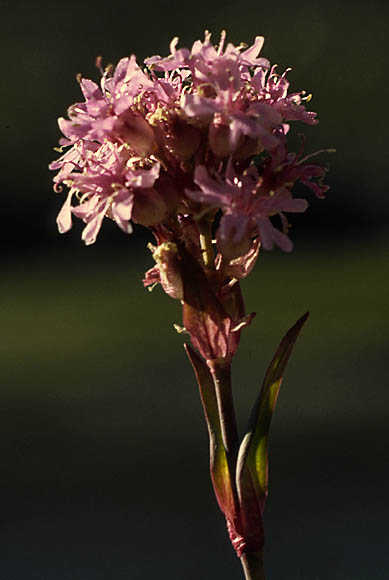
[55,141,161,244]
[187,162,308,260]
[57,59,157,158]
[145,31,269,75]
[49,140,99,188]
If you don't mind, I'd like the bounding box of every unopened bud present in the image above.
[132,187,170,226]
[233,135,264,161]
[164,117,202,160]
[209,117,231,158]
[118,113,158,157]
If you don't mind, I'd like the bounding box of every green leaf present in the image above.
[184,344,238,525]
[236,312,309,518]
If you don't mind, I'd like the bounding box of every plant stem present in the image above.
[209,363,266,580]
[240,552,266,580]
[208,360,239,463]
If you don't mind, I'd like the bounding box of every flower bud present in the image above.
[164,116,202,160]
[131,187,170,226]
[155,175,183,213]
[233,135,264,161]
[209,116,231,158]
[118,112,158,157]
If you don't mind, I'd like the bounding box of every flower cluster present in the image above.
[51,31,328,265]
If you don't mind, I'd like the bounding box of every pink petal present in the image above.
[180,94,220,118]
[111,190,134,226]
[56,189,74,234]
[81,200,109,245]
[256,217,293,252]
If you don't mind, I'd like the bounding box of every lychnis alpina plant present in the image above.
[50,31,329,579]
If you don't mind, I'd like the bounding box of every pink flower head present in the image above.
[51,31,328,251]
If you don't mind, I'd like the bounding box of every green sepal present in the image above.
[236,312,309,520]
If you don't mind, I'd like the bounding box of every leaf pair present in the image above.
[185,312,309,555]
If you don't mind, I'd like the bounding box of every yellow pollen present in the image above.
[153,242,178,262]
[173,324,189,335]
[147,103,169,126]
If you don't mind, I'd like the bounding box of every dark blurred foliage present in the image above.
[1,1,388,578]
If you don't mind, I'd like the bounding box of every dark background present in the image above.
[1,0,388,578]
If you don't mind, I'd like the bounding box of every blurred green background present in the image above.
[1,0,388,578]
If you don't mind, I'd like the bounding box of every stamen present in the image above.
[218,30,226,55]
[96,56,104,75]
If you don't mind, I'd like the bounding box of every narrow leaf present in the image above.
[184,344,238,525]
[236,312,309,517]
